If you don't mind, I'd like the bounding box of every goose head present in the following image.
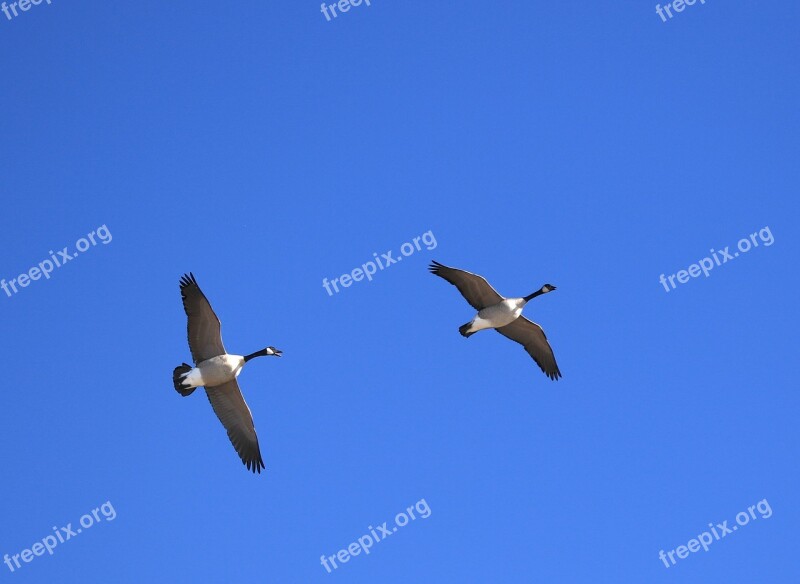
[523,284,557,302]
[244,347,283,362]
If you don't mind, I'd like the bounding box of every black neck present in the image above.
[244,349,268,362]
[523,289,544,302]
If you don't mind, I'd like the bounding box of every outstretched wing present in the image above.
[495,317,562,380]
[179,273,226,364]
[205,380,265,473]
[428,261,504,310]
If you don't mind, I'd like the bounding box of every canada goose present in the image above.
[429,261,561,380]
[172,273,282,473]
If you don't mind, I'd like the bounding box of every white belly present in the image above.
[478,299,524,328]
[489,308,522,328]
[181,354,245,388]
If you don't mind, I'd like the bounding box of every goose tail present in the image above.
[173,363,197,396]
[459,322,476,338]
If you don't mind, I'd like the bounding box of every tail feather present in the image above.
[459,322,476,338]
[173,363,197,396]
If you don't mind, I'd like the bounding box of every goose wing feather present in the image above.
[495,317,562,380]
[428,261,504,310]
[205,380,265,473]
[179,273,226,364]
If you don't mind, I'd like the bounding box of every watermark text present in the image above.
[658,498,772,568]
[4,501,117,573]
[659,226,773,292]
[320,498,431,573]
[2,224,113,299]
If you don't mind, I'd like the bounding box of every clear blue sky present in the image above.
[1,1,797,582]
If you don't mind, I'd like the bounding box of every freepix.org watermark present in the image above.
[655,0,707,23]
[320,498,431,573]
[1,0,54,22]
[3,501,117,573]
[322,230,437,297]
[658,498,772,568]
[659,226,774,293]
[1,224,113,299]
[320,0,372,22]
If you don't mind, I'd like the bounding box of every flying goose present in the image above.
[429,261,561,380]
[172,273,282,473]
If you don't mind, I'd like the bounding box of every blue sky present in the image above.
[1,1,798,582]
